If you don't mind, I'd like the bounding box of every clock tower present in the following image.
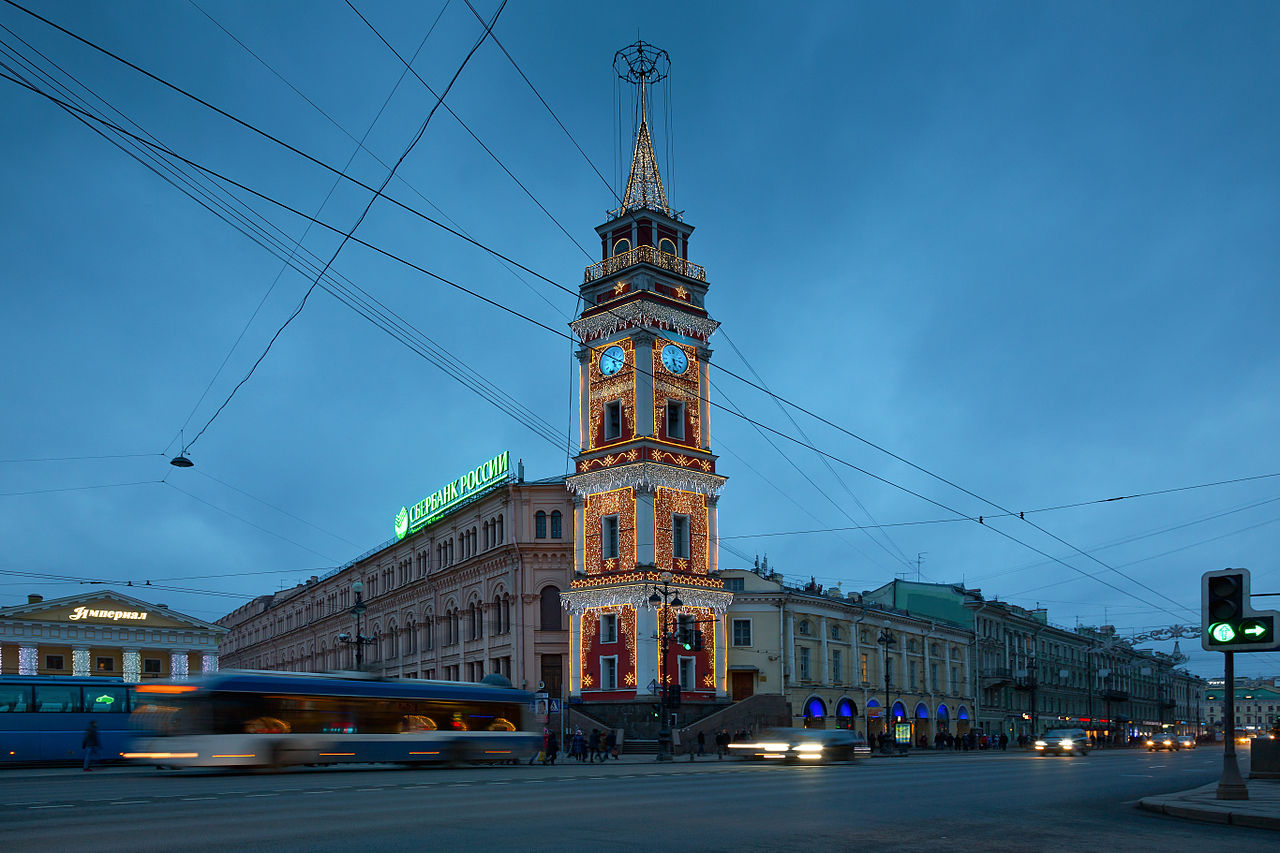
[561,43,732,710]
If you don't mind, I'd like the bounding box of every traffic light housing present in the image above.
[678,626,693,650]
[666,684,682,708]
[1202,568,1280,652]
[692,630,704,652]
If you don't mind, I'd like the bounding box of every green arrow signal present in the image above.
[1211,623,1237,643]
[1244,623,1267,637]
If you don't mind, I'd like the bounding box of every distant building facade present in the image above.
[865,579,1205,741]
[723,569,974,742]
[218,457,572,695]
[0,590,225,680]
[1205,684,1280,734]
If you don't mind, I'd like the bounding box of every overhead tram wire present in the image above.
[0,452,163,463]
[168,0,451,453]
[182,0,509,453]
[0,79,1201,622]
[0,37,568,457]
[0,34,1199,620]
[344,0,593,261]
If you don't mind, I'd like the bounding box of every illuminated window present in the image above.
[601,656,618,690]
[550,510,563,539]
[601,613,618,644]
[860,653,869,683]
[602,515,620,560]
[613,238,631,256]
[604,401,623,441]
[666,400,685,440]
[535,510,547,539]
[672,514,690,559]
[732,619,752,646]
[95,657,114,672]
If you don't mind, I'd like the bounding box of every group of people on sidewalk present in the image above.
[533,727,620,765]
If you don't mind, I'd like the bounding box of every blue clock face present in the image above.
[600,345,626,376]
[661,344,688,375]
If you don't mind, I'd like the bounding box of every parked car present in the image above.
[1175,735,1196,750]
[1034,728,1091,756]
[1145,733,1178,751]
[727,727,863,762]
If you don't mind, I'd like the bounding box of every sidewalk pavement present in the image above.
[1139,779,1280,830]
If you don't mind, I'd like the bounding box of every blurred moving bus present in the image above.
[0,676,137,763]
[126,671,538,769]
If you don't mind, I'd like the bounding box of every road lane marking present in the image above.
[245,793,278,798]
[182,797,217,801]
[28,804,74,809]
[112,800,148,804]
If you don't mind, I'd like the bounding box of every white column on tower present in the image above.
[568,611,581,697]
[636,606,658,695]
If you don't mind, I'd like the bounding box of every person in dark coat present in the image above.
[82,720,100,771]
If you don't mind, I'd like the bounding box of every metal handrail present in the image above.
[584,244,706,284]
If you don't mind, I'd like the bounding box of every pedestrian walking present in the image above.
[696,730,706,758]
[606,728,618,759]
[715,729,729,759]
[999,733,1008,751]
[82,720,100,771]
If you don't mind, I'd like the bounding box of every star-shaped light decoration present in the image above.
[613,281,628,295]
[674,286,688,300]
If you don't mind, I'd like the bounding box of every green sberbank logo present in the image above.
[394,451,511,540]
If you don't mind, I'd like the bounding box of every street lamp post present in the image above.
[877,620,896,753]
[337,579,376,670]
[648,571,682,762]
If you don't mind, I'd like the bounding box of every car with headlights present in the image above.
[1034,728,1090,756]
[1145,733,1178,751]
[1175,735,1196,750]
[727,727,863,762]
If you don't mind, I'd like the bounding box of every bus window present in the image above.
[33,684,80,713]
[87,686,128,713]
[0,684,31,712]
[244,717,291,734]
[488,718,516,732]
[402,715,437,732]
[448,712,468,731]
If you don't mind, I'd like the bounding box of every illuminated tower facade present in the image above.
[561,43,731,706]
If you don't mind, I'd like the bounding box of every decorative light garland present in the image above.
[122,650,140,683]
[202,654,219,674]
[562,583,732,615]
[655,488,710,575]
[170,652,189,681]
[567,462,726,499]
[572,297,719,343]
[18,647,37,676]
[73,648,90,677]
[582,488,637,575]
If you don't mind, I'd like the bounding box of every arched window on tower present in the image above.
[613,238,631,256]
[658,237,676,256]
[550,510,562,539]
[540,586,562,631]
[535,511,547,539]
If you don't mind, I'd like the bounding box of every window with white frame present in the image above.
[732,618,752,646]
[666,400,685,440]
[672,514,690,560]
[678,656,695,690]
[602,515,620,560]
[831,649,842,683]
[604,401,623,441]
[601,656,618,690]
[798,646,811,680]
[600,612,618,644]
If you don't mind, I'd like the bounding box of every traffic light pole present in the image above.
[1217,651,1248,800]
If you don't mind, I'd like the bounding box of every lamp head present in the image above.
[671,596,683,608]
[352,579,363,595]
[648,592,662,605]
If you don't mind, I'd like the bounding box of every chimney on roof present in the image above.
[27,594,43,604]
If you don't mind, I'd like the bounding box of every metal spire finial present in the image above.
[613,41,672,218]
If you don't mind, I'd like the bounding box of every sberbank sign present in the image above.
[395,451,511,540]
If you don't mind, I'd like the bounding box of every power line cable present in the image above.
[0,62,1200,621]
[0,480,162,497]
[0,452,162,464]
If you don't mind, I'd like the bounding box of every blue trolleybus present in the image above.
[125,671,538,769]
[0,675,137,763]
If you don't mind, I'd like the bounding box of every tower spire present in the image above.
[614,40,671,218]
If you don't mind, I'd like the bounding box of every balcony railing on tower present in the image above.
[584,244,706,285]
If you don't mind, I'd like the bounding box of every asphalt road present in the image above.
[0,747,1270,851]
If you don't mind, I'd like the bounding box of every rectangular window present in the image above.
[602,515,620,560]
[831,649,842,684]
[860,653,869,683]
[724,577,744,592]
[886,657,895,684]
[95,657,114,672]
[678,656,695,690]
[951,666,959,693]
[143,658,162,674]
[601,656,618,690]
[604,401,623,441]
[732,618,752,646]
[672,514,690,560]
[601,613,618,645]
[930,662,939,692]
[44,655,64,671]
[909,661,918,689]
[798,646,811,680]
[666,400,685,440]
